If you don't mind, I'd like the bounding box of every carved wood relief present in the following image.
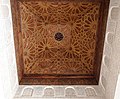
[10,0,110,85]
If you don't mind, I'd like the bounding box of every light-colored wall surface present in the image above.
[14,85,105,99]
[100,0,120,99]
[114,74,120,99]
[0,0,18,99]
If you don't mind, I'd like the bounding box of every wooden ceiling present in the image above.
[10,0,110,85]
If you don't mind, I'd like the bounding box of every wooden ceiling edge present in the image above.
[10,0,24,82]
[20,78,98,85]
[17,0,109,2]
[23,75,95,79]
[94,0,110,82]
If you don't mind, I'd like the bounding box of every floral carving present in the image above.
[19,0,100,75]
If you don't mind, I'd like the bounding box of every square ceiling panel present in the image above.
[10,0,110,85]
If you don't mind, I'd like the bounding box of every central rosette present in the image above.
[55,32,64,41]
[47,24,71,48]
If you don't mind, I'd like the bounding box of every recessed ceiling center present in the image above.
[55,32,64,41]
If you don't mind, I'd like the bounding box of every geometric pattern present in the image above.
[18,1,100,75]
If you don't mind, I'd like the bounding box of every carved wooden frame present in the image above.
[10,0,110,85]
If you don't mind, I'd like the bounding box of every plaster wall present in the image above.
[0,0,18,99]
[99,0,120,99]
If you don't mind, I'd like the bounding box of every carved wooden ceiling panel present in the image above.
[11,0,110,85]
